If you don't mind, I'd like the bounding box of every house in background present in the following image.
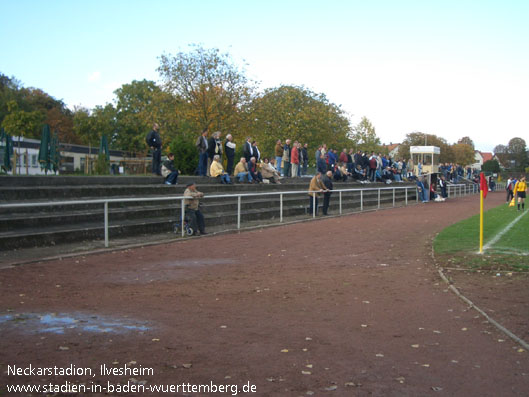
[472,151,494,170]
[381,143,401,159]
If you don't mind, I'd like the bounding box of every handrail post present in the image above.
[280,193,283,223]
[360,190,363,211]
[405,187,408,206]
[237,195,241,229]
[181,198,185,237]
[392,188,395,207]
[378,189,381,209]
[313,194,316,218]
[104,201,109,248]
[339,191,342,214]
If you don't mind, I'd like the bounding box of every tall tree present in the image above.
[507,137,527,171]
[248,85,352,157]
[493,144,509,168]
[351,117,381,153]
[157,45,254,136]
[398,132,453,163]
[457,136,474,148]
[1,100,44,138]
[452,143,475,166]
[114,80,160,152]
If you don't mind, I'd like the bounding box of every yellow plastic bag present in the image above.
[509,198,515,207]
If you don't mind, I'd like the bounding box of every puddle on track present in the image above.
[0,312,150,334]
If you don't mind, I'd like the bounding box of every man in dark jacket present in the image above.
[243,137,253,163]
[146,123,162,176]
[317,153,327,174]
[225,134,236,175]
[195,128,208,176]
[301,143,309,176]
[321,170,333,215]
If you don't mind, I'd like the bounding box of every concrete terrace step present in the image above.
[0,175,418,251]
[0,191,413,250]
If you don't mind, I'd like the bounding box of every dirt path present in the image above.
[1,191,527,396]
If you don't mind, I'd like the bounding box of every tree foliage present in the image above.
[248,85,352,156]
[398,132,454,163]
[452,143,475,166]
[482,159,500,173]
[457,136,474,148]
[494,138,527,171]
[157,45,254,136]
[351,117,381,153]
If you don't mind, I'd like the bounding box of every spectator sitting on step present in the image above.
[333,162,350,182]
[248,157,263,183]
[161,153,179,185]
[210,155,232,184]
[381,167,394,183]
[353,164,367,182]
[234,157,252,183]
[261,158,281,184]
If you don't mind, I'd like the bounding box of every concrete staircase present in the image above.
[0,175,418,250]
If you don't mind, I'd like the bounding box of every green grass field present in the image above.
[434,204,529,272]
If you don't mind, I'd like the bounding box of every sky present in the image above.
[1,0,528,152]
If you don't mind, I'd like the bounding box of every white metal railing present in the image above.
[0,184,479,248]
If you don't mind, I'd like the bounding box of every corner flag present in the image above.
[479,172,488,253]
[480,173,488,199]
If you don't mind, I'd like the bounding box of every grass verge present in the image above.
[434,204,529,272]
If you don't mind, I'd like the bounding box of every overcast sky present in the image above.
[2,0,528,152]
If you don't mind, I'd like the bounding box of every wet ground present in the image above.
[0,191,527,396]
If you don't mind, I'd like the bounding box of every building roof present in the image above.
[479,152,493,163]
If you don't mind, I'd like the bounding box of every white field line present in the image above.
[482,210,528,253]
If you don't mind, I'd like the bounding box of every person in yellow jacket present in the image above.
[513,176,526,211]
[210,155,232,184]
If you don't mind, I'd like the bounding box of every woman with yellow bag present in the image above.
[513,176,527,211]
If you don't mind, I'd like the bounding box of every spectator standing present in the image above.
[184,182,206,236]
[224,134,236,175]
[301,143,309,176]
[368,153,377,182]
[439,174,448,198]
[282,139,292,177]
[315,145,322,165]
[291,141,299,178]
[506,176,514,203]
[416,177,428,203]
[243,137,253,163]
[252,141,261,162]
[339,149,348,164]
[275,140,283,175]
[308,172,327,215]
[195,128,208,176]
[322,170,333,215]
[146,122,162,176]
[207,131,223,176]
[317,153,327,174]
[161,153,179,185]
[346,149,354,173]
